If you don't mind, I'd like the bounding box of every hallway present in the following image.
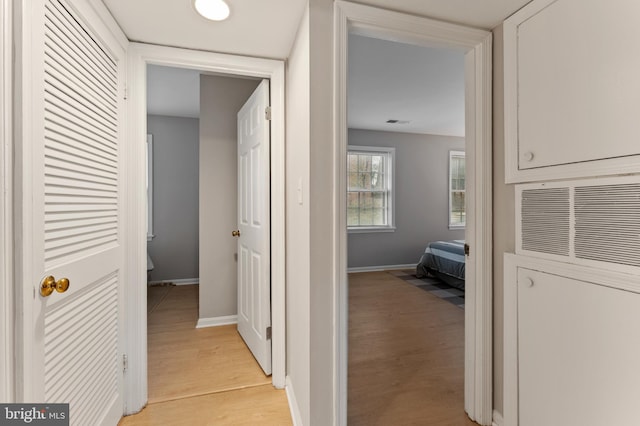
[119,285,291,425]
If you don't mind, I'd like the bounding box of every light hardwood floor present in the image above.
[348,271,478,426]
[119,285,291,426]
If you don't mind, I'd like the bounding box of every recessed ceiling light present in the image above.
[194,0,230,21]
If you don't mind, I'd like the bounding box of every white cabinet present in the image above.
[504,0,640,183]
[504,254,640,426]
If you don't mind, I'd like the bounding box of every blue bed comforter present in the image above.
[416,240,466,289]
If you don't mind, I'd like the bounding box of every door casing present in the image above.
[0,0,13,404]
[333,2,494,425]
[124,43,286,414]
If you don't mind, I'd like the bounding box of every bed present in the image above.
[416,240,466,290]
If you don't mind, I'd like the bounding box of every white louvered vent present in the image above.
[521,188,570,256]
[575,184,640,267]
[44,0,119,269]
[44,272,119,426]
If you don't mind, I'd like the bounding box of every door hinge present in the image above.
[266,326,272,340]
[464,243,470,256]
[265,106,272,121]
[123,354,128,373]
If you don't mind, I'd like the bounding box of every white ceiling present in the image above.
[128,0,533,129]
[103,0,308,59]
[348,35,465,136]
[103,0,532,60]
[147,65,201,118]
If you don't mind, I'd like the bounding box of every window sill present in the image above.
[448,225,465,230]
[348,226,396,234]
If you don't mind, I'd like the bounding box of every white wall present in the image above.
[347,129,465,268]
[285,5,311,424]
[199,74,259,320]
[146,115,199,282]
[491,23,515,416]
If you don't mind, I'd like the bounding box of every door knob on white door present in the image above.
[232,230,241,237]
[40,275,70,297]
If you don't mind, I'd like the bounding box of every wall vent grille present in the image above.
[521,188,570,256]
[575,184,640,267]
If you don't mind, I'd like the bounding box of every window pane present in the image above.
[347,208,359,226]
[360,192,373,208]
[348,172,359,189]
[361,172,371,189]
[360,208,372,225]
[347,192,359,208]
[372,208,385,226]
[452,191,465,211]
[359,155,371,172]
[348,154,357,171]
[372,192,385,208]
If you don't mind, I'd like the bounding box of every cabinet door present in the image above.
[517,267,640,426]
[504,255,640,425]
[504,0,640,182]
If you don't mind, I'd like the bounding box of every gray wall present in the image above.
[199,74,260,320]
[347,129,465,268]
[146,115,199,282]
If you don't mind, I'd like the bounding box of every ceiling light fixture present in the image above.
[194,0,230,21]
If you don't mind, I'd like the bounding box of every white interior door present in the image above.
[18,0,125,424]
[236,80,272,375]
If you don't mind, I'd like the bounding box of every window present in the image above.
[449,150,466,229]
[347,146,395,232]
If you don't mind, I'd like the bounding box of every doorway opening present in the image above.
[123,44,286,414]
[334,3,493,425]
[143,64,271,404]
[345,34,470,424]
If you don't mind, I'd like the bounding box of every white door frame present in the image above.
[124,43,286,413]
[333,2,493,425]
[0,0,14,404]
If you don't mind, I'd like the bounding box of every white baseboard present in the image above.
[493,409,504,426]
[286,376,303,426]
[347,263,416,273]
[148,278,199,286]
[196,315,237,329]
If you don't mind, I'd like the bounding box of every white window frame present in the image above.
[347,145,395,233]
[449,150,466,229]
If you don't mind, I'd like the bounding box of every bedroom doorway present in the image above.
[335,2,493,425]
[345,34,470,425]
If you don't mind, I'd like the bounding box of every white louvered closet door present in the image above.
[21,0,125,424]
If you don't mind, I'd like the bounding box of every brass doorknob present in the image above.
[40,276,70,297]
[232,230,241,237]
